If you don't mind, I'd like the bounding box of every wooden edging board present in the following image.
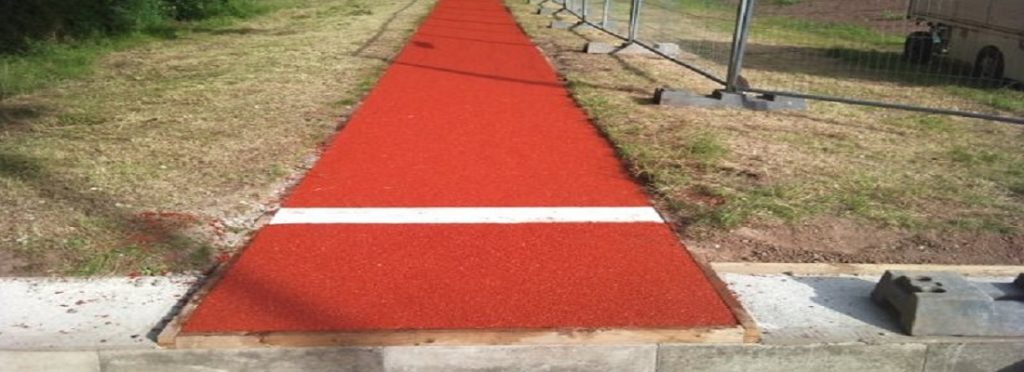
[711,262,1024,277]
[167,326,748,349]
[158,257,760,349]
[692,259,761,343]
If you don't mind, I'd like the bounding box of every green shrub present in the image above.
[162,0,248,21]
[0,0,251,54]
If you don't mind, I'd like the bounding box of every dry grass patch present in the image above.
[511,0,1023,264]
[0,0,436,276]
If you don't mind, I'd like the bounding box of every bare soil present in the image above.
[750,0,915,33]
[688,218,1024,264]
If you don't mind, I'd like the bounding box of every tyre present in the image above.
[903,31,932,64]
[972,46,1004,83]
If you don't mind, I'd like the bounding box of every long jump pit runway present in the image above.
[159,0,757,348]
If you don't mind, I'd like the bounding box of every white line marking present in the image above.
[269,207,664,224]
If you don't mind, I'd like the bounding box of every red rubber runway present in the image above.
[183,0,737,333]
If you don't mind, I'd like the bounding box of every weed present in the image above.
[686,132,728,166]
[946,86,1024,115]
[949,146,1002,165]
[881,10,904,21]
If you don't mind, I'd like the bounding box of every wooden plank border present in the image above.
[157,258,760,348]
[692,259,761,343]
[158,229,761,348]
[156,246,244,347]
[711,262,1024,277]
[169,326,746,349]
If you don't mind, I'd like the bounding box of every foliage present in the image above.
[0,0,252,54]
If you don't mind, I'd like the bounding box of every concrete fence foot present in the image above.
[584,41,680,58]
[655,88,807,111]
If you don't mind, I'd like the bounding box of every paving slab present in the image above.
[723,273,906,344]
[6,342,1024,371]
[923,342,1024,372]
[657,344,927,372]
[722,273,1020,344]
[0,276,197,350]
[0,351,100,372]
[99,348,383,372]
[381,345,656,372]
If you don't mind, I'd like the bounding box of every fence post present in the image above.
[601,0,610,28]
[582,0,589,22]
[725,0,755,92]
[627,0,644,43]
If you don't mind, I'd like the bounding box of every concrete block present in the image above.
[972,280,1024,336]
[654,42,681,57]
[923,342,1024,372]
[0,276,197,350]
[382,345,656,372]
[585,41,618,54]
[655,88,807,111]
[584,42,680,58]
[657,344,927,372]
[537,7,557,15]
[600,20,619,29]
[99,348,383,372]
[871,271,1024,336]
[0,351,101,372]
[550,21,576,29]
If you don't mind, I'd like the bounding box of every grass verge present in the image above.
[0,0,297,101]
[0,0,435,276]
[514,0,1023,264]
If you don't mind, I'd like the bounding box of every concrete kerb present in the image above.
[923,342,1024,372]
[4,271,1022,371]
[3,342,1024,372]
[0,351,101,372]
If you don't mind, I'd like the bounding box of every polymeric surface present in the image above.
[182,0,736,333]
[183,224,734,332]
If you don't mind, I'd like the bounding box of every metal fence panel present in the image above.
[637,0,734,82]
[742,0,1022,122]
[542,0,1024,124]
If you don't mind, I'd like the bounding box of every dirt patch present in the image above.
[752,0,913,34]
[0,250,29,276]
[689,217,1024,264]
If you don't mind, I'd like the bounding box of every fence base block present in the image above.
[654,88,807,111]
[550,21,594,31]
[536,7,557,15]
[871,271,1024,336]
[585,42,680,58]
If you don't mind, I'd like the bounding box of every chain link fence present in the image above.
[539,0,1024,124]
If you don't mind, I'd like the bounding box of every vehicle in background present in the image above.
[903,0,1023,84]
